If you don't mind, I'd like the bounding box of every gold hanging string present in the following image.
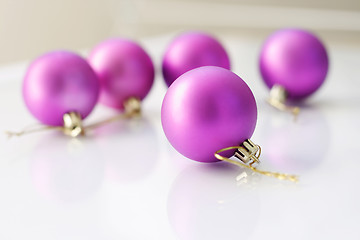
[214,144,298,182]
[84,97,141,131]
[5,97,141,138]
[267,84,300,120]
[5,125,63,138]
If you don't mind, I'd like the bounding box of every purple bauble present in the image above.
[23,51,100,126]
[162,31,230,87]
[259,29,329,99]
[161,66,257,163]
[88,38,155,110]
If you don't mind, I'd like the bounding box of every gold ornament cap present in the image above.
[63,112,84,137]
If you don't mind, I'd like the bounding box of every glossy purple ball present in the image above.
[23,51,100,126]
[88,38,155,110]
[259,29,329,99]
[161,66,257,163]
[162,32,230,87]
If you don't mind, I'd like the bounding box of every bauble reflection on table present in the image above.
[168,164,259,240]
[30,135,104,203]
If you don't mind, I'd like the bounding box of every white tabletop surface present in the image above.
[0,32,359,240]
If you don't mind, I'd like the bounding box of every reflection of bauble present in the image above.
[30,134,104,202]
[94,117,159,183]
[259,107,329,173]
[168,163,259,240]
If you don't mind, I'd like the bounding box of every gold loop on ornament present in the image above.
[267,84,300,121]
[214,139,298,182]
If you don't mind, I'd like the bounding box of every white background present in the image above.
[0,0,359,64]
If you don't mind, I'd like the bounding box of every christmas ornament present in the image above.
[20,50,100,137]
[259,29,329,117]
[162,31,230,87]
[161,66,297,181]
[89,38,154,111]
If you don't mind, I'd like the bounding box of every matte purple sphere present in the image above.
[23,51,100,126]
[162,32,230,87]
[88,38,155,110]
[161,66,257,163]
[259,29,329,99]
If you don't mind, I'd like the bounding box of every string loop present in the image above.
[214,141,298,182]
[268,84,300,120]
